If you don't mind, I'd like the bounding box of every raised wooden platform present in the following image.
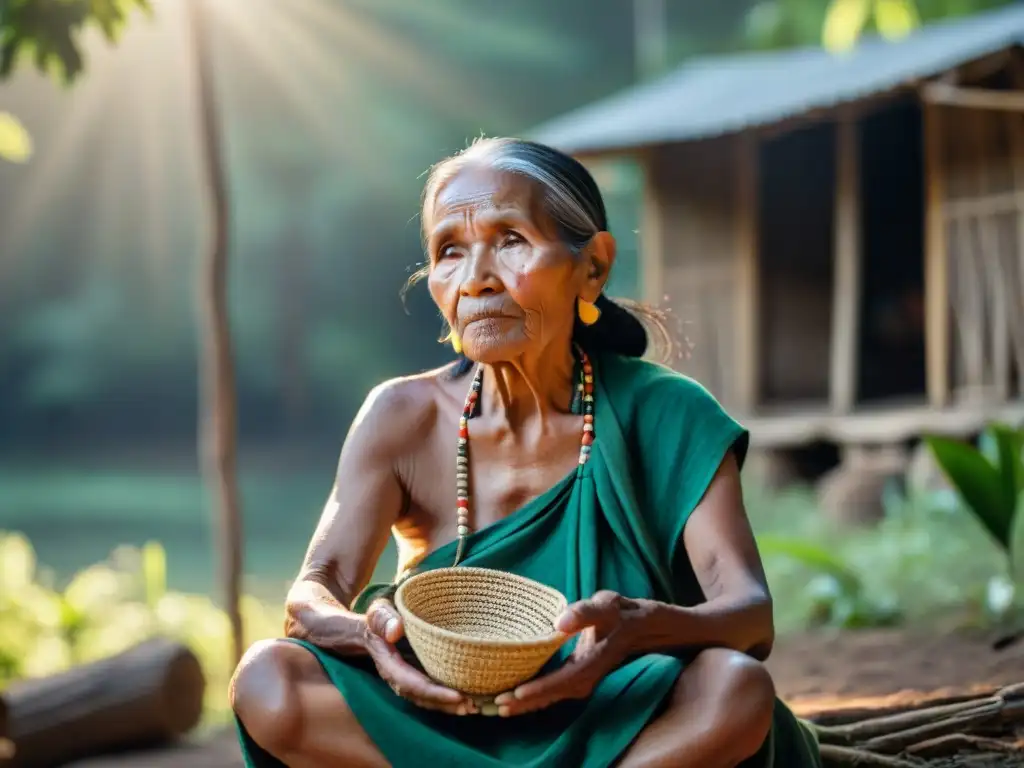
[745,399,1024,449]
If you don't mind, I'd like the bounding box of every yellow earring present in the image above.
[445,330,463,354]
[578,299,601,326]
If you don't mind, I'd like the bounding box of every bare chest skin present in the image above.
[392,372,583,573]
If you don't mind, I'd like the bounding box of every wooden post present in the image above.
[923,101,951,408]
[969,114,1009,400]
[1007,54,1024,397]
[187,0,245,664]
[830,109,861,413]
[734,133,760,415]
[640,150,665,307]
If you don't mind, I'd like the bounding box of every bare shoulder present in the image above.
[344,363,458,462]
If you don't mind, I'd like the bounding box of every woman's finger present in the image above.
[366,598,404,643]
[367,632,466,707]
[555,591,622,634]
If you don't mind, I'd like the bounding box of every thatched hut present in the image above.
[534,6,1024,508]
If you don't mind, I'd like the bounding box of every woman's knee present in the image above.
[230,639,309,754]
[687,649,776,758]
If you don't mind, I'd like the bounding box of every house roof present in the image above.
[531,4,1024,154]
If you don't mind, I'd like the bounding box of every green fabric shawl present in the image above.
[236,352,822,768]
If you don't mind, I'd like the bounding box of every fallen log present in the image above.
[0,693,13,766]
[5,638,205,767]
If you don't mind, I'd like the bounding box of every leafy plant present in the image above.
[757,534,902,628]
[926,424,1024,559]
[0,531,282,722]
[926,423,1024,617]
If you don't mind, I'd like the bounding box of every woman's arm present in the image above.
[626,451,775,660]
[279,379,473,714]
[283,381,411,654]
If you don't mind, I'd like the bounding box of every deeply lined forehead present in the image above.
[424,164,554,241]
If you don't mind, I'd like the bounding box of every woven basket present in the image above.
[394,567,569,696]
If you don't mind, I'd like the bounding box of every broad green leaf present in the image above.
[823,0,871,53]
[989,423,1024,512]
[874,0,920,41]
[0,111,32,163]
[926,436,1013,551]
[756,535,862,595]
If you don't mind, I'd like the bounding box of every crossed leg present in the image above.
[232,642,774,768]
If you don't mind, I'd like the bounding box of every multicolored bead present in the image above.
[452,346,594,566]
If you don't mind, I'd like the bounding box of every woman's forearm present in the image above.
[627,592,775,661]
[284,578,370,655]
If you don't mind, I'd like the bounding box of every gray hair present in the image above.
[419,137,609,254]
[408,137,675,363]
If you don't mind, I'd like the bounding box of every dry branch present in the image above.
[819,744,923,767]
[811,683,1024,763]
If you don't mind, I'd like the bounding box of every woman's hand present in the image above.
[364,599,477,715]
[494,590,643,717]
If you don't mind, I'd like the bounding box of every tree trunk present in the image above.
[186,0,245,666]
[2,639,205,768]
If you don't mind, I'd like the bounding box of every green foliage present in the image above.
[757,534,901,629]
[0,0,151,85]
[747,477,1009,633]
[0,532,282,721]
[822,0,920,52]
[925,424,1024,557]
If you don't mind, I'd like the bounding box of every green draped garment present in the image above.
[237,352,822,768]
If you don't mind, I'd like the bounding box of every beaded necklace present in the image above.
[452,346,594,566]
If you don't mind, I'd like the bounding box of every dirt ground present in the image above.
[65,627,1024,767]
[770,626,1024,713]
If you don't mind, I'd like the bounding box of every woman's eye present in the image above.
[500,231,525,248]
[438,244,459,260]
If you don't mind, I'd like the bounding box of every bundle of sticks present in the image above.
[807,682,1024,767]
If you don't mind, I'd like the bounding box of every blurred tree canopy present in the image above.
[0,0,1014,451]
[0,0,151,161]
[0,0,151,82]
[0,2,150,162]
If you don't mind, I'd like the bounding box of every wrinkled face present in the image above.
[425,165,594,363]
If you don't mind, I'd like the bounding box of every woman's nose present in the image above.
[459,248,504,297]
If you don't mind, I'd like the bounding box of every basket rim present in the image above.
[394,567,569,649]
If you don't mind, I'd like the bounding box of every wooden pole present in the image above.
[186,0,245,665]
[1007,54,1024,397]
[923,101,951,408]
[830,109,861,413]
[640,151,665,309]
[734,133,760,415]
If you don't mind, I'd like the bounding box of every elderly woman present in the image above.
[231,138,822,768]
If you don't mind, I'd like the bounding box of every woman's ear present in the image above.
[580,231,617,302]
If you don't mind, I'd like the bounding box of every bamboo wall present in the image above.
[938,106,1024,401]
[644,138,741,409]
